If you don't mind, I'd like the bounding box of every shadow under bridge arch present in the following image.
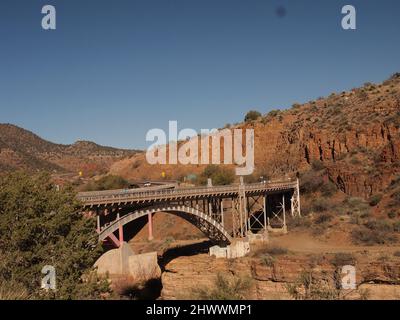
[99,205,233,245]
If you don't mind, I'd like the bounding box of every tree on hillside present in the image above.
[83,175,130,191]
[0,172,110,299]
[197,165,235,186]
[244,110,261,122]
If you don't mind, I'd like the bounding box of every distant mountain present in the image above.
[0,124,139,176]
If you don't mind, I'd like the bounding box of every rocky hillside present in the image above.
[110,73,400,199]
[161,248,400,300]
[0,124,138,176]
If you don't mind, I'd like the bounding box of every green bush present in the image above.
[340,197,370,216]
[369,194,382,207]
[364,219,393,232]
[197,165,235,186]
[261,254,276,267]
[315,213,333,224]
[192,273,252,300]
[286,270,341,300]
[311,160,325,171]
[321,182,337,197]
[393,221,400,232]
[267,109,280,117]
[312,198,329,212]
[387,211,397,219]
[254,245,288,256]
[351,226,397,245]
[292,103,301,109]
[0,172,109,299]
[244,110,261,122]
[330,253,356,267]
[84,175,130,191]
[300,170,324,194]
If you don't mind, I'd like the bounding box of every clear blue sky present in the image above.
[0,0,399,149]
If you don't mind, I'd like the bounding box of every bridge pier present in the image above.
[117,213,124,245]
[148,212,154,241]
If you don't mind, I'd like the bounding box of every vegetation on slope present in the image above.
[83,175,131,191]
[0,172,110,299]
[195,165,235,186]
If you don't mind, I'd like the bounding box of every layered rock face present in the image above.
[111,75,400,199]
[161,253,400,300]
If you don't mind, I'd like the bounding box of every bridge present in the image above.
[78,178,301,248]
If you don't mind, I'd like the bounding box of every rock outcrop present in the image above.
[161,253,400,300]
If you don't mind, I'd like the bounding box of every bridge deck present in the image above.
[77,179,297,208]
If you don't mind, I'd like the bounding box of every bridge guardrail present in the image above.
[77,179,297,206]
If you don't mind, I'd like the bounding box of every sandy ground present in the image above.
[270,230,400,254]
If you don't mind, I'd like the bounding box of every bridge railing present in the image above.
[77,183,177,198]
[77,179,297,206]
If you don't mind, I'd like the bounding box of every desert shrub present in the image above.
[286,270,340,300]
[308,254,325,267]
[330,253,356,267]
[315,213,333,224]
[112,276,161,300]
[387,211,397,219]
[243,171,270,184]
[261,254,275,267]
[84,175,130,191]
[264,246,288,256]
[244,110,261,122]
[340,197,370,216]
[254,245,288,256]
[387,192,400,208]
[321,181,337,197]
[131,160,142,169]
[300,170,324,194]
[312,198,329,212]
[311,160,325,171]
[351,226,397,245]
[197,165,235,186]
[192,273,252,300]
[389,175,400,188]
[287,216,311,228]
[364,219,393,232]
[393,221,400,232]
[350,157,361,165]
[369,194,382,207]
[390,72,400,80]
[292,103,301,109]
[266,109,280,117]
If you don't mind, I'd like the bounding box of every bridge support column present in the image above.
[282,194,286,228]
[117,213,124,245]
[263,195,267,231]
[96,214,101,234]
[221,199,224,228]
[148,212,154,241]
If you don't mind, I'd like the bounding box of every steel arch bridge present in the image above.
[78,179,301,247]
